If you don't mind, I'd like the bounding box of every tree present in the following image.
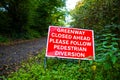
[32,0,66,36]
[0,0,66,39]
[0,0,35,38]
[70,0,120,31]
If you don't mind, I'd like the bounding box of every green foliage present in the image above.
[0,0,36,39]
[1,0,120,79]
[0,35,9,42]
[23,29,41,39]
[70,1,120,79]
[95,27,120,80]
[0,11,11,34]
[71,0,120,31]
[0,0,66,41]
[3,50,94,80]
[32,0,66,36]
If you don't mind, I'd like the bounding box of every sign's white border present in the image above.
[46,26,95,60]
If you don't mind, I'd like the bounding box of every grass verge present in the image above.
[0,48,120,80]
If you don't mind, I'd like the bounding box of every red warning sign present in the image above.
[46,26,95,60]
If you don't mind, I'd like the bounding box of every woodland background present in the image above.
[0,0,120,80]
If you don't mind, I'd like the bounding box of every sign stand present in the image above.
[78,59,81,64]
[44,57,47,70]
[46,26,95,60]
[44,26,95,71]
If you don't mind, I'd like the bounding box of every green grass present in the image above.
[1,47,119,80]
[1,49,96,80]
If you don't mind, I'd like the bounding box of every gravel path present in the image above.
[0,37,47,76]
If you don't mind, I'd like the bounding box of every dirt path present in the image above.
[0,37,47,76]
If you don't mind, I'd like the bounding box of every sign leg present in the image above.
[78,59,81,64]
[44,57,47,70]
